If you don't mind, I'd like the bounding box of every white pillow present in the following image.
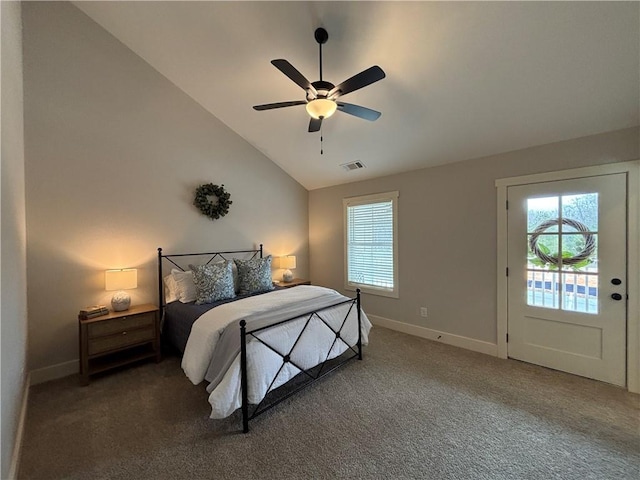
[171,268,197,303]
[163,274,178,303]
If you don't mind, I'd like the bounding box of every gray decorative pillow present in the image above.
[189,261,236,305]
[235,255,274,295]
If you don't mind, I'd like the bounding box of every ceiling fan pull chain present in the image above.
[320,130,324,155]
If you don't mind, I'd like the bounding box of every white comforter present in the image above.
[182,285,372,418]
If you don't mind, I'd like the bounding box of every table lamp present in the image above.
[279,256,296,282]
[105,268,137,311]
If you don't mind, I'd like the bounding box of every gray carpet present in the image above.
[19,327,639,479]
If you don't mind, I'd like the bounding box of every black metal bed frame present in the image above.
[239,289,362,433]
[157,245,263,318]
[157,245,363,433]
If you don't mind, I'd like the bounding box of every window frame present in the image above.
[343,191,399,298]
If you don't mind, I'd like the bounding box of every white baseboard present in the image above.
[8,374,30,480]
[369,315,498,357]
[30,359,78,385]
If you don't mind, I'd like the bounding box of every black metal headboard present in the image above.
[157,245,263,316]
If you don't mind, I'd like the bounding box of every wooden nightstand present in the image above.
[276,278,311,289]
[79,304,160,385]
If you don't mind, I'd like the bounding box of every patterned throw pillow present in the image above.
[189,261,236,305]
[235,255,274,295]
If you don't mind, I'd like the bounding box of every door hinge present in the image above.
[506,333,509,343]
[506,200,509,210]
[506,267,509,276]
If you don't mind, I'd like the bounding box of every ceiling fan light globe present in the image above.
[306,99,337,120]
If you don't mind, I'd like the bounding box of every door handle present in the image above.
[611,278,622,285]
[611,293,623,301]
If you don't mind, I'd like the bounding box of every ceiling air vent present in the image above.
[340,161,366,172]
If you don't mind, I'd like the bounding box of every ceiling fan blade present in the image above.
[337,102,382,121]
[329,66,386,98]
[271,59,317,96]
[253,100,306,111]
[308,117,323,133]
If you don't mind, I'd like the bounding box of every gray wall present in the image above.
[1,1,28,477]
[310,127,639,344]
[22,2,309,375]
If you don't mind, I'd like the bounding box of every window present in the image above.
[526,193,599,313]
[343,191,399,298]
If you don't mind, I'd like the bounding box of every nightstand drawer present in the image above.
[88,312,155,338]
[88,327,155,356]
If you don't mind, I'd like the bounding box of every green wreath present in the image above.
[193,183,232,220]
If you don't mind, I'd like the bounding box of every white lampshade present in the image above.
[279,256,296,270]
[105,269,137,291]
[105,269,137,311]
[305,99,337,120]
[278,256,296,282]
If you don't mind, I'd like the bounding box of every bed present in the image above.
[157,246,372,432]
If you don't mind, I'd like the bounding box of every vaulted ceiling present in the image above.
[74,1,639,190]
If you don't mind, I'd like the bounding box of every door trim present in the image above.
[496,161,640,393]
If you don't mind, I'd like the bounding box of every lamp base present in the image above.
[111,291,131,312]
[282,270,294,282]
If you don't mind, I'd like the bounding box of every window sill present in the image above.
[345,284,399,299]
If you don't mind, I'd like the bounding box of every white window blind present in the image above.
[344,191,399,298]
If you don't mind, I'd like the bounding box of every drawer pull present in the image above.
[122,331,127,335]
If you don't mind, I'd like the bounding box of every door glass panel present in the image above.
[561,193,598,231]
[561,273,598,314]
[560,233,598,273]
[527,197,558,231]
[527,234,558,269]
[526,193,598,313]
[527,270,559,309]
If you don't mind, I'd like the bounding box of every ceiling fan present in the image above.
[253,28,386,133]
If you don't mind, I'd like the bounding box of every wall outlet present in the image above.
[420,307,428,318]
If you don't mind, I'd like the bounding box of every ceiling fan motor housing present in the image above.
[308,80,335,101]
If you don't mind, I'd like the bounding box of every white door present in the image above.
[507,173,627,386]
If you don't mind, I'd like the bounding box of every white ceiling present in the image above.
[74,1,639,190]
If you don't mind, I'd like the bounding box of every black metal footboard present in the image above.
[239,289,362,433]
